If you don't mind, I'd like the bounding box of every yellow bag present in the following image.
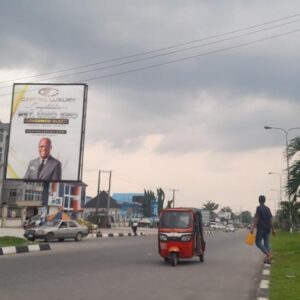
[246,232,255,246]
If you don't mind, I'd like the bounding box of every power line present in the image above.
[1,25,299,98]
[74,28,300,83]
[1,18,299,89]
[0,14,299,88]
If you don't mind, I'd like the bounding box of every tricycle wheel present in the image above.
[164,257,168,262]
[170,252,178,267]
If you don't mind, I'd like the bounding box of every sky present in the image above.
[1,1,300,214]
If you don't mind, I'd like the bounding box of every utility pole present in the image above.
[105,170,112,227]
[96,170,101,214]
[169,189,179,208]
[92,169,111,227]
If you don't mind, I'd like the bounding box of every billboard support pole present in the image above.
[42,182,49,215]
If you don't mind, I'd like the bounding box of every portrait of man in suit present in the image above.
[24,137,62,181]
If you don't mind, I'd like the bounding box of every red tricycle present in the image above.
[158,207,206,266]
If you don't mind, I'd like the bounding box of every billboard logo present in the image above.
[39,88,59,97]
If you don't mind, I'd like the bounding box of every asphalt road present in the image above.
[0,230,262,300]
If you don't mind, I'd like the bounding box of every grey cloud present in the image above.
[86,86,300,153]
[1,1,300,154]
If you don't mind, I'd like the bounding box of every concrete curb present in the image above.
[0,230,215,255]
[87,230,215,238]
[0,243,51,256]
[256,263,271,300]
[88,231,150,238]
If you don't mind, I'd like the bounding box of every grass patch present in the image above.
[0,236,29,247]
[270,231,300,300]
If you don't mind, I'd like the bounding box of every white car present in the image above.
[210,222,226,230]
[24,220,89,242]
[225,224,236,232]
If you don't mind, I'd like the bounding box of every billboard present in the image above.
[5,83,88,182]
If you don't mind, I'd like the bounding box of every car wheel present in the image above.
[75,232,83,242]
[45,232,54,243]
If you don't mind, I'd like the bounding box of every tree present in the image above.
[240,211,252,224]
[219,206,233,222]
[278,200,300,229]
[287,137,300,199]
[166,199,173,208]
[143,189,156,217]
[203,201,219,219]
[220,206,233,213]
[287,160,300,200]
[202,201,219,213]
[156,188,165,215]
[285,136,300,228]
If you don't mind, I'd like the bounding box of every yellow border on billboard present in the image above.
[12,85,28,117]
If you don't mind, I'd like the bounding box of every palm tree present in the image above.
[143,189,156,217]
[202,201,219,221]
[156,188,165,215]
[278,200,300,230]
[287,160,300,199]
[220,206,233,213]
[202,201,219,213]
[286,137,300,228]
[287,137,300,199]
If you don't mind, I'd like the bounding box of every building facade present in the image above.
[84,191,121,224]
[112,193,159,220]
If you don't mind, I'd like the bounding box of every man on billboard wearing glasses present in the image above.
[24,137,62,181]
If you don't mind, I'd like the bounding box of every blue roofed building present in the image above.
[112,193,158,221]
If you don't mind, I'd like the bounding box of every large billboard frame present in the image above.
[5,83,88,183]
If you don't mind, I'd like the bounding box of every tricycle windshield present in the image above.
[160,211,192,229]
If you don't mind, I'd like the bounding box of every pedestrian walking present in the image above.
[250,195,275,264]
[132,221,138,236]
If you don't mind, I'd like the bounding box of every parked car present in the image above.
[24,220,89,242]
[225,224,236,232]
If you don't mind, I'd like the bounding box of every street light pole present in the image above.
[270,189,280,214]
[268,172,282,206]
[264,126,300,233]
